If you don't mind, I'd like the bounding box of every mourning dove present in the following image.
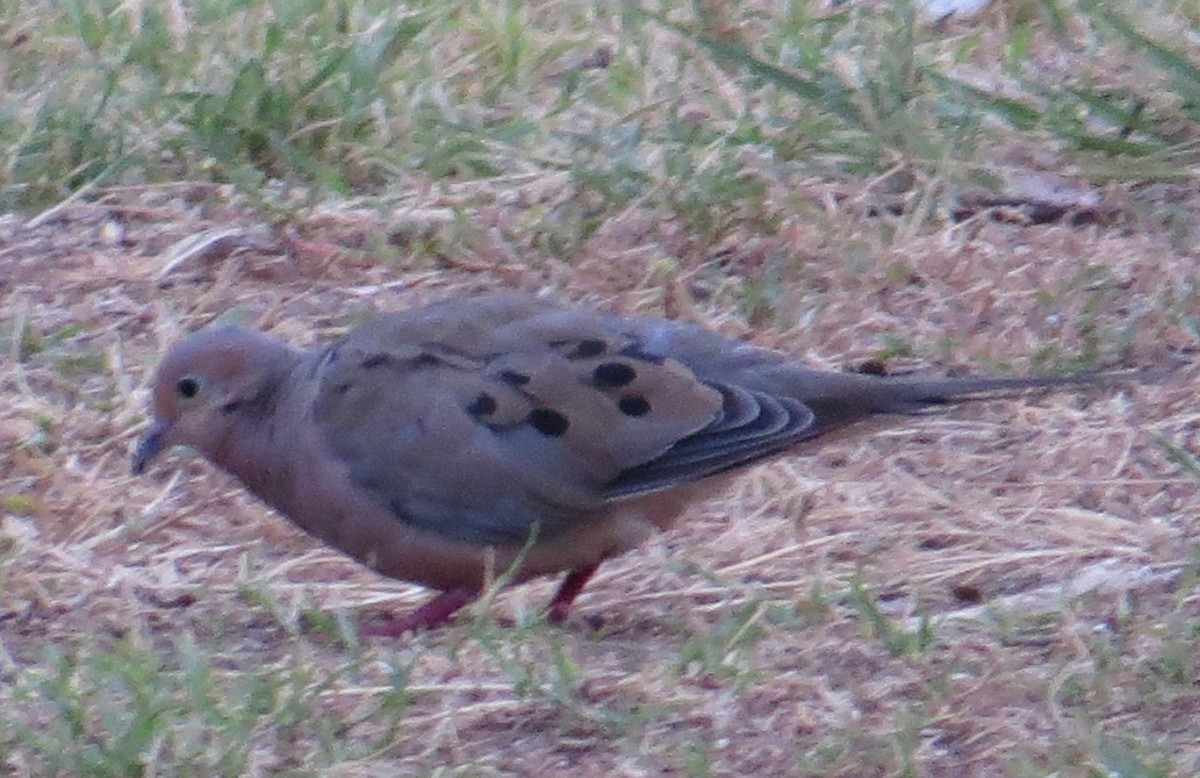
[133,294,1121,635]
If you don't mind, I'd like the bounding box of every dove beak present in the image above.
[132,421,170,475]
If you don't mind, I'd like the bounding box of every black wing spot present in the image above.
[466,392,498,417]
[361,353,389,369]
[592,362,637,388]
[499,369,532,386]
[527,407,570,437]
[565,339,607,359]
[855,359,888,376]
[618,395,651,417]
[409,352,444,368]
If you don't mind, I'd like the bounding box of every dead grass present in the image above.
[1,169,1197,776]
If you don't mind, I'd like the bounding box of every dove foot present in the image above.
[362,587,479,637]
[546,563,601,624]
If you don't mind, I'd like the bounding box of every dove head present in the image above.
[132,326,300,475]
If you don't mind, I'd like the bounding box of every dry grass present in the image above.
[2,0,1200,775]
[2,173,1197,776]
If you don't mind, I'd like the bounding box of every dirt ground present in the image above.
[1,177,1198,775]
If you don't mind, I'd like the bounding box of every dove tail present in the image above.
[860,372,1116,414]
[769,369,1125,438]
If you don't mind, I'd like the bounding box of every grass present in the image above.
[4,633,421,776]
[1,0,1199,774]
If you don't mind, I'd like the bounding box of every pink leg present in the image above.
[546,563,601,624]
[361,587,479,637]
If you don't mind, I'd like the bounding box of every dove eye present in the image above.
[176,376,201,399]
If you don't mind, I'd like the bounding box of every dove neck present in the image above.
[209,362,306,512]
